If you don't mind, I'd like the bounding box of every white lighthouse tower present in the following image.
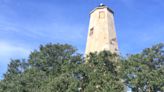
[85,4,119,55]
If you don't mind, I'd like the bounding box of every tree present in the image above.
[1,43,163,92]
[0,43,124,92]
[0,43,82,92]
[38,51,124,92]
[76,51,124,92]
[122,43,164,92]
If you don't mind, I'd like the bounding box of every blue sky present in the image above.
[0,0,164,78]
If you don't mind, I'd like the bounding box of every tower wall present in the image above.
[85,6,118,55]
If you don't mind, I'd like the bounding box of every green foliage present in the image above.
[0,43,163,92]
[81,51,124,92]
[0,43,123,92]
[122,43,164,92]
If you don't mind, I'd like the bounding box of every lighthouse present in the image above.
[85,4,119,55]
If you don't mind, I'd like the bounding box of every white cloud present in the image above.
[0,40,31,77]
[0,41,31,66]
[0,41,31,57]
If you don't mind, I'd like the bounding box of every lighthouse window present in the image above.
[90,27,94,36]
[99,11,105,19]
